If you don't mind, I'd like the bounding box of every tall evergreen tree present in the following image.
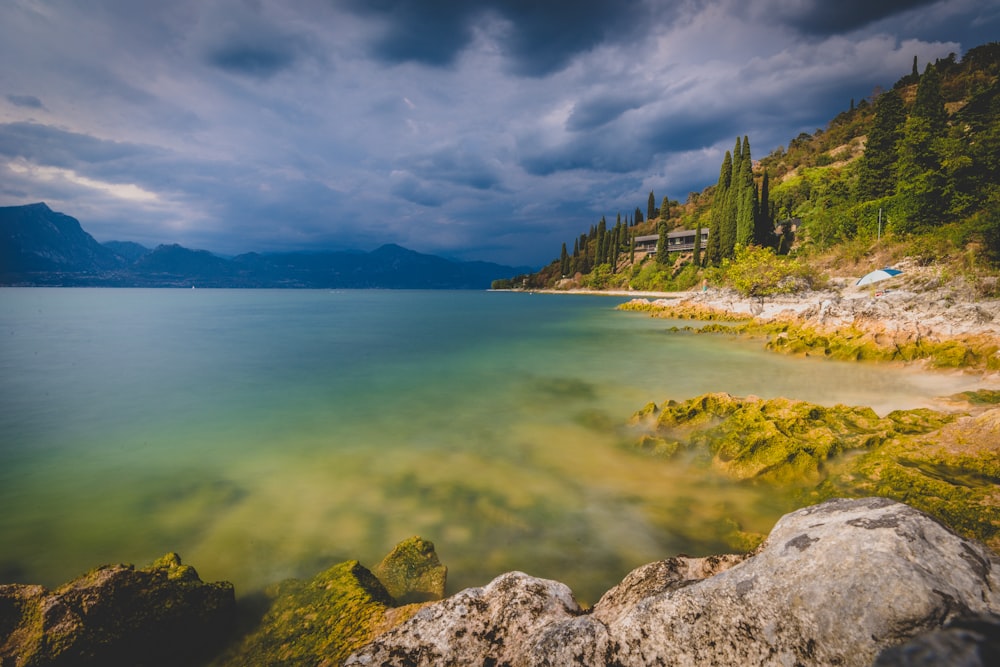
[635,207,644,224]
[857,89,906,201]
[719,137,744,258]
[656,220,669,265]
[705,150,732,265]
[559,243,569,276]
[735,136,755,248]
[596,217,607,264]
[660,196,670,222]
[692,222,702,267]
[647,191,657,221]
[754,171,773,247]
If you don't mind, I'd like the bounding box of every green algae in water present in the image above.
[2,289,999,606]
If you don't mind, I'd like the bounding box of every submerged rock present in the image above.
[631,392,1000,551]
[0,553,234,667]
[346,498,1000,667]
[216,537,446,666]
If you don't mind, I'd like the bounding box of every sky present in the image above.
[1,1,998,266]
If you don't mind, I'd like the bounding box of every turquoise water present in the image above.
[1,288,992,604]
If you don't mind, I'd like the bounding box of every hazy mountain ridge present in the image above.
[0,203,529,288]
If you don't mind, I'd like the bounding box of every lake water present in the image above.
[1,288,993,604]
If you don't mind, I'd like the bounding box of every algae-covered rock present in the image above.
[372,536,447,604]
[824,408,1000,551]
[632,392,1000,551]
[0,553,234,667]
[217,560,393,667]
[638,392,893,483]
[218,537,446,667]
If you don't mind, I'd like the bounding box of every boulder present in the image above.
[372,536,447,604]
[217,537,446,666]
[0,553,234,667]
[217,560,394,667]
[346,498,1000,667]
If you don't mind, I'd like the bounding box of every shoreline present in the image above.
[527,281,1000,364]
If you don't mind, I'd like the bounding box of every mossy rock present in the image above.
[636,393,1000,552]
[218,537,447,666]
[372,536,447,605]
[218,560,395,667]
[952,389,1000,405]
[641,393,893,482]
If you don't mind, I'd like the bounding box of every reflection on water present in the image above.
[1,288,996,604]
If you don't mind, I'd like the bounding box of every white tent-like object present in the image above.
[856,268,902,286]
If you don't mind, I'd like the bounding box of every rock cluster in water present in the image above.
[347,498,1000,666]
[631,391,1000,552]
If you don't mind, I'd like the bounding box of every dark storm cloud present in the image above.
[771,0,942,35]
[348,0,647,75]
[1,0,995,266]
[567,95,647,132]
[0,122,152,169]
[397,147,505,192]
[6,95,45,109]
[207,43,298,78]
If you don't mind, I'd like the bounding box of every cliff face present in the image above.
[346,498,1000,667]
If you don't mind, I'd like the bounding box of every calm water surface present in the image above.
[1,288,993,603]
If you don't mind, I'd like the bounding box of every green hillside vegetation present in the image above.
[496,43,1000,296]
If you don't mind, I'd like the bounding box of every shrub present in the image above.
[725,245,819,298]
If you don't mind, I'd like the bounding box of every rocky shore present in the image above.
[615,270,1000,370]
[6,499,997,666]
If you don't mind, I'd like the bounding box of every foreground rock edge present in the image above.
[0,553,235,667]
[346,497,1000,667]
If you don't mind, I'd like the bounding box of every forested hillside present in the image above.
[499,42,1000,295]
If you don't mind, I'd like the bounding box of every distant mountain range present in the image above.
[0,203,531,288]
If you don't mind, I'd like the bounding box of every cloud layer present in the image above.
[1,0,995,265]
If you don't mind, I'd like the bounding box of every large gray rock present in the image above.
[346,498,1000,666]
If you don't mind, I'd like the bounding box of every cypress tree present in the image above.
[735,137,755,248]
[692,222,702,267]
[660,196,670,222]
[647,191,656,221]
[754,171,773,247]
[560,243,569,276]
[656,221,669,266]
[705,150,732,265]
[719,137,744,258]
[597,217,607,264]
[635,207,643,224]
